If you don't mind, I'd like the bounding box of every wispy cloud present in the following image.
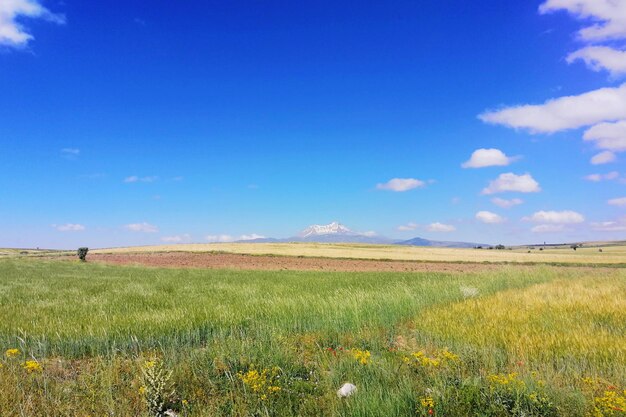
[61,148,80,159]
[481,173,541,195]
[161,234,191,243]
[0,0,65,48]
[526,210,582,234]
[531,224,567,233]
[608,197,626,207]
[238,234,266,241]
[539,0,626,43]
[205,234,235,243]
[567,46,626,77]
[376,178,426,192]
[124,222,159,233]
[491,197,523,209]
[51,223,85,232]
[461,148,518,168]
[590,150,617,165]
[591,217,626,231]
[523,210,585,224]
[475,211,505,224]
[397,222,419,231]
[479,83,626,133]
[584,121,626,152]
[584,171,619,182]
[124,176,158,183]
[426,222,455,232]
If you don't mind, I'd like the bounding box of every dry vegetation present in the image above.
[91,242,626,265]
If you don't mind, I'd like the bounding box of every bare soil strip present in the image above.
[87,252,500,273]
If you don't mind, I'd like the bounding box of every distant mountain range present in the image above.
[238,222,486,248]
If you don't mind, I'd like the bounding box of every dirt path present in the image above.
[86,252,500,273]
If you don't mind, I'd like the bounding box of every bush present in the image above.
[77,247,88,262]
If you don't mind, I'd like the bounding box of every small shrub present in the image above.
[140,359,176,417]
[77,247,88,261]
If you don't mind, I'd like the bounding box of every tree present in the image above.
[77,247,89,261]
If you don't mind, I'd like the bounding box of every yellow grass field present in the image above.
[90,242,626,264]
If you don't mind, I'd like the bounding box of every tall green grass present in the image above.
[0,259,624,416]
[0,259,557,357]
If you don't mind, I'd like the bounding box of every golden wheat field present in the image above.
[90,242,626,264]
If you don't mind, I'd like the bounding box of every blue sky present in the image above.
[1,0,625,249]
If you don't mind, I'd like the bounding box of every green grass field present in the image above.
[1,258,625,416]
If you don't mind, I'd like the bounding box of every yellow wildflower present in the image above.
[594,389,626,416]
[23,360,42,373]
[5,348,19,358]
[405,348,459,370]
[237,365,282,400]
[421,397,435,408]
[351,349,371,365]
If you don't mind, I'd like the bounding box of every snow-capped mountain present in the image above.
[298,222,354,238]
[294,222,390,243]
[239,222,393,244]
[236,222,486,247]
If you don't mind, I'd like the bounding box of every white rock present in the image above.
[337,382,357,398]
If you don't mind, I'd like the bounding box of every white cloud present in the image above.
[531,224,567,233]
[124,175,158,183]
[584,171,619,181]
[567,46,626,76]
[238,234,266,241]
[397,222,418,231]
[585,173,602,182]
[480,1,626,167]
[376,178,426,192]
[608,197,626,206]
[0,0,65,48]
[590,150,617,165]
[539,0,626,42]
[481,173,541,195]
[475,211,505,224]
[479,83,626,133]
[461,148,517,168]
[61,148,80,158]
[205,234,235,243]
[124,222,159,233]
[491,197,523,208]
[523,210,585,224]
[583,121,626,151]
[52,223,85,232]
[160,234,191,243]
[427,222,456,232]
[591,217,626,231]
